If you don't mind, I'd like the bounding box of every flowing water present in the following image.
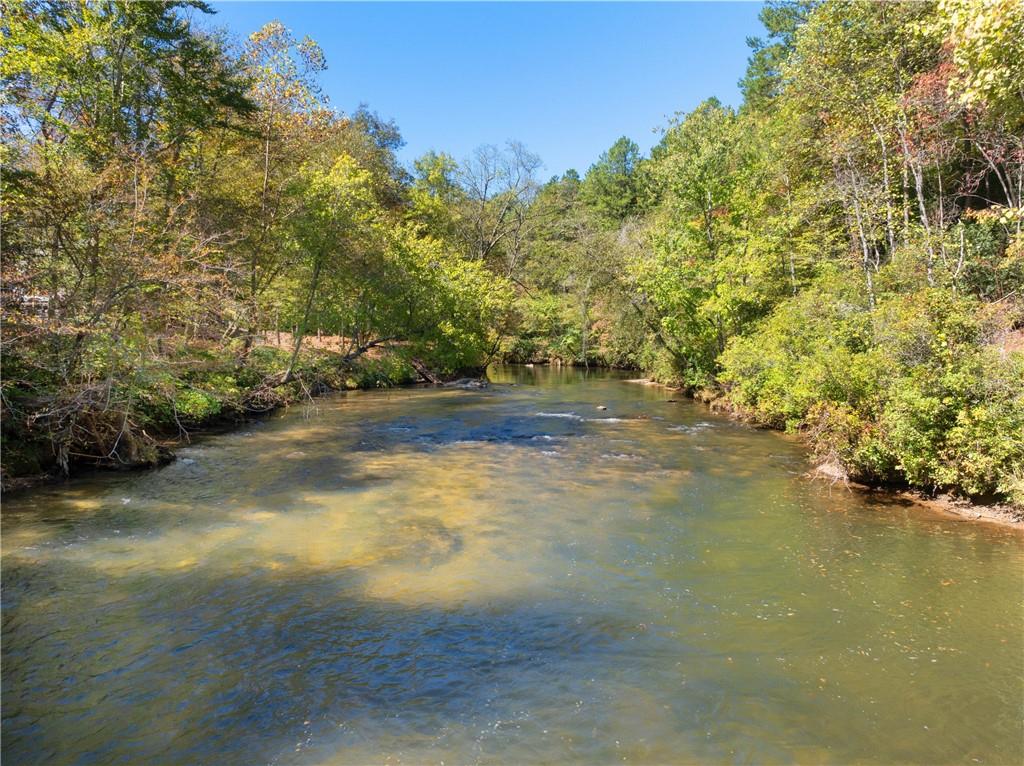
[3,365,1022,765]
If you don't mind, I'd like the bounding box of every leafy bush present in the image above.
[721,280,1024,502]
[173,389,223,421]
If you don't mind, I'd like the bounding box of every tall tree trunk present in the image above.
[935,158,948,267]
[703,190,715,252]
[897,124,936,286]
[283,254,323,384]
[244,130,275,356]
[873,124,896,255]
[844,157,877,310]
[901,156,911,247]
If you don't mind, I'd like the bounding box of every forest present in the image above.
[2,0,1023,507]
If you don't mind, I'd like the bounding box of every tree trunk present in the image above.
[897,125,935,286]
[282,254,323,384]
[874,125,896,255]
[844,157,877,310]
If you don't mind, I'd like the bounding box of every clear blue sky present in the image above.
[205,2,766,177]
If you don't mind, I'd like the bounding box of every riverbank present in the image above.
[878,490,1023,529]
[1,338,499,493]
[0,342,423,492]
[624,377,1024,528]
[7,360,1021,531]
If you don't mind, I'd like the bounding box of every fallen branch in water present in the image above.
[408,357,443,385]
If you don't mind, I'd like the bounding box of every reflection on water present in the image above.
[3,365,1022,765]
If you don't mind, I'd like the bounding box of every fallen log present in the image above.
[409,357,443,385]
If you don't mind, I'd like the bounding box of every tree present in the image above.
[409,150,463,237]
[280,154,376,381]
[225,20,330,352]
[456,141,543,279]
[580,136,641,225]
[739,0,815,111]
[933,0,1024,121]
[1,0,252,470]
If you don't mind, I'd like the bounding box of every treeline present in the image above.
[2,1,514,478]
[2,1,1023,505]
[507,0,1024,504]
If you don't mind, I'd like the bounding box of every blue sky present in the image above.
[205,2,767,177]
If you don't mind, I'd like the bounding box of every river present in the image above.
[2,365,1021,764]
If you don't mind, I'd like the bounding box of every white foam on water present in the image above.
[535,412,582,420]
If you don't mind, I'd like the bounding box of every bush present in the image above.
[720,280,1024,503]
[173,389,223,421]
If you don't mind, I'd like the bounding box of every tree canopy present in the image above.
[2,0,1021,504]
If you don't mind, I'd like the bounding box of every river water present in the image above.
[2,365,1022,765]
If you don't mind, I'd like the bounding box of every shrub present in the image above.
[719,279,1024,503]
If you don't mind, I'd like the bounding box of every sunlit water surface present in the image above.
[3,365,1022,765]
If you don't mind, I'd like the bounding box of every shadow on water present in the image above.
[2,554,663,766]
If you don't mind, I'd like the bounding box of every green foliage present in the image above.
[2,0,1021,507]
[1,0,253,162]
[408,151,463,236]
[0,1,510,481]
[930,0,1024,120]
[173,389,224,421]
[580,137,642,224]
[503,293,582,363]
[739,0,815,110]
[721,286,1024,500]
[343,356,417,390]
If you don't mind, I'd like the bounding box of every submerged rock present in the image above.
[444,378,489,390]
